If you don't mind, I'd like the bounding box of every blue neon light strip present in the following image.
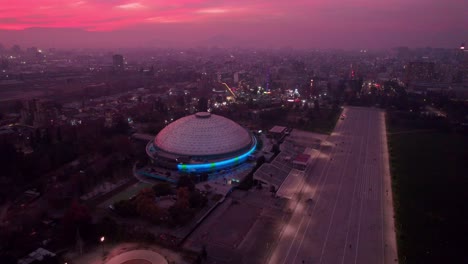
[177,138,257,172]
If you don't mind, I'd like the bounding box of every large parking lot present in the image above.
[183,189,287,264]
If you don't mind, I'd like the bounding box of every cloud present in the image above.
[71,1,86,7]
[0,0,465,48]
[146,16,183,23]
[196,8,228,14]
[115,2,145,10]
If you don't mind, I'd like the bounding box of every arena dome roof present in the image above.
[154,112,252,157]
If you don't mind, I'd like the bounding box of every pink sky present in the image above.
[0,0,466,49]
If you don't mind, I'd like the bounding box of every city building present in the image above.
[112,54,124,71]
[405,61,435,85]
[146,112,257,173]
[269,125,287,140]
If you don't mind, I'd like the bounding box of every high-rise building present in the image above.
[234,72,239,84]
[112,54,124,71]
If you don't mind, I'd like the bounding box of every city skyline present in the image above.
[0,0,466,49]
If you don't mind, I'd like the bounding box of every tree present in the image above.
[175,187,190,209]
[96,216,120,240]
[202,245,208,259]
[0,253,16,264]
[113,200,137,217]
[113,116,130,134]
[313,99,320,115]
[189,190,207,208]
[134,188,162,223]
[0,142,20,179]
[56,127,63,142]
[198,97,208,112]
[152,182,174,197]
[62,201,92,242]
[177,175,195,191]
[168,187,193,226]
[111,135,132,155]
[176,95,185,107]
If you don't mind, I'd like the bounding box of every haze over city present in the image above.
[1,0,467,49]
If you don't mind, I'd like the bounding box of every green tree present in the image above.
[177,175,195,191]
[62,202,92,242]
[152,182,174,197]
[134,188,163,223]
[113,200,137,217]
[198,97,208,112]
[189,190,207,208]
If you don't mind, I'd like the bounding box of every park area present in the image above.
[388,117,468,263]
[99,181,153,209]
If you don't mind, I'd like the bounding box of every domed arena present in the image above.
[146,112,257,173]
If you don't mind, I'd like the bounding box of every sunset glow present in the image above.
[0,0,466,48]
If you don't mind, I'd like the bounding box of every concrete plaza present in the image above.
[268,106,398,264]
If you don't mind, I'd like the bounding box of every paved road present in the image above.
[268,107,398,264]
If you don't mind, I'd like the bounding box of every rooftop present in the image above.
[154,112,252,157]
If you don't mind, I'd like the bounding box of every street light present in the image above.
[100,236,105,257]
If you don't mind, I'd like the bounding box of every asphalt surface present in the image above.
[268,106,398,264]
[105,250,167,264]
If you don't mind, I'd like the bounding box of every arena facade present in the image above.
[146,112,257,173]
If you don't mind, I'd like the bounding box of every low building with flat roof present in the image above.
[269,125,287,141]
[293,153,311,170]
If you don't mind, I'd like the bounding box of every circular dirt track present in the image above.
[105,250,168,264]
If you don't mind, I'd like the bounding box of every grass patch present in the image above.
[388,121,468,263]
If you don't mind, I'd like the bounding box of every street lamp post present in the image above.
[100,236,105,257]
